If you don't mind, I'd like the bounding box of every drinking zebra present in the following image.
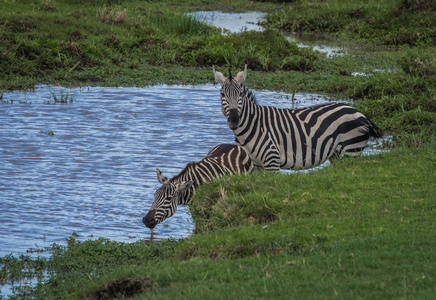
[142,144,253,229]
[213,65,382,172]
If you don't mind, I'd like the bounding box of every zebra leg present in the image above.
[263,161,281,172]
[261,149,281,172]
[329,142,365,163]
[327,143,344,163]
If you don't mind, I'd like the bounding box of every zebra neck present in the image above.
[170,161,203,186]
[242,87,258,113]
[169,162,203,205]
[234,91,258,135]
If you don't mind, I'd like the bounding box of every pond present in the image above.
[188,11,267,34]
[0,84,348,257]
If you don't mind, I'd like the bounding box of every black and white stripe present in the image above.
[213,65,382,172]
[142,144,253,229]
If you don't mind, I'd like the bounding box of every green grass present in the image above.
[0,0,280,90]
[2,139,435,299]
[95,139,436,299]
[266,0,436,47]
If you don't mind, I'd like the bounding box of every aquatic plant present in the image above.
[48,90,74,104]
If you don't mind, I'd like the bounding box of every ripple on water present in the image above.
[0,84,386,257]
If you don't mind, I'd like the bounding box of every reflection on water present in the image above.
[285,33,348,57]
[0,84,335,257]
[188,11,266,34]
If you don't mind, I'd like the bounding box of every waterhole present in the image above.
[0,84,349,256]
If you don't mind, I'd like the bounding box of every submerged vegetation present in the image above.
[1,0,435,298]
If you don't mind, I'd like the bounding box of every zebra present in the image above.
[142,144,253,229]
[213,65,382,172]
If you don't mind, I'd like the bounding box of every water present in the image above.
[188,11,394,61]
[285,33,348,57]
[0,84,336,257]
[188,11,266,34]
[187,11,346,57]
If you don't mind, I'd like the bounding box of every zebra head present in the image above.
[213,65,247,130]
[142,168,194,229]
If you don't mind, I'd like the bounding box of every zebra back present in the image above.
[170,144,253,189]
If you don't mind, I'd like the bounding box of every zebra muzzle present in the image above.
[142,209,157,229]
[228,109,239,130]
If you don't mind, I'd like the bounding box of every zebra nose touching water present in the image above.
[213,65,383,172]
[142,144,253,229]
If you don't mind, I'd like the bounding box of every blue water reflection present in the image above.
[0,84,344,256]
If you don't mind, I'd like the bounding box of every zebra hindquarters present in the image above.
[329,118,375,159]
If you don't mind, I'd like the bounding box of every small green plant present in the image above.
[48,90,74,104]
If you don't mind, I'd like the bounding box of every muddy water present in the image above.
[0,84,340,256]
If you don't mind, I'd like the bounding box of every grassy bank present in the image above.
[1,0,436,298]
[2,139,435,298]
[265,0,436,47]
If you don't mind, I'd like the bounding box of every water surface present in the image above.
[188,11,346,57]
[1,84,336,257]
[188,11,266,34]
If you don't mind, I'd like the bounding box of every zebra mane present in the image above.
[242,84,257,105]
[228,69,233,80]
[169,161,198,184]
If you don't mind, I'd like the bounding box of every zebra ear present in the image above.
[213,65,227,84]
[156,167,169,184]
[175,180,194,192]
[234,64,247,84]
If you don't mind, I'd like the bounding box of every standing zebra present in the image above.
[213,65,382,172]
[142,144,253,229]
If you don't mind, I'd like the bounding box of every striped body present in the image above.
[142,144,253,229]
[214,65,382,171]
